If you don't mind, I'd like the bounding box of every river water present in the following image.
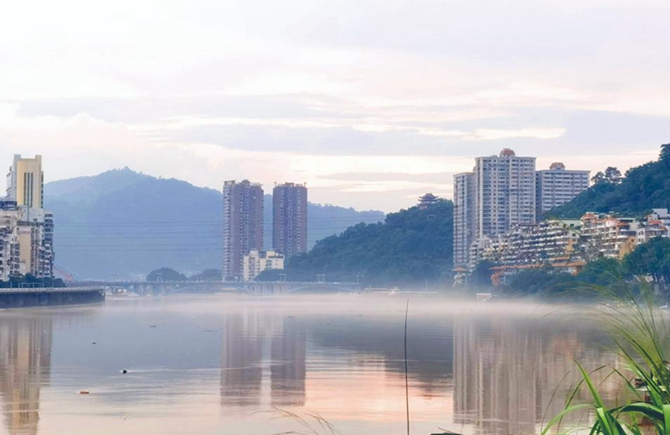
[0,295,622,435]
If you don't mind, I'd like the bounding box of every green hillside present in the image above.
[550,144,670,218]
[262,199,454,287]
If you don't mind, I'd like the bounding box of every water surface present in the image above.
[0,295,620,435]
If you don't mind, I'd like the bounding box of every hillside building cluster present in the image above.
[454,149,591,269]
[468,209,670,283]
[222,180,307,281]
[0,155,55,282]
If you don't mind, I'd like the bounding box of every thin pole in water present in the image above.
[404,298,410,435]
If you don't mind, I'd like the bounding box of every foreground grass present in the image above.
[543,286,670,434]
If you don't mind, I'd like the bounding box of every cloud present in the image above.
[1,0,670,212]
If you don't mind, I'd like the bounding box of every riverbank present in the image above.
[0,286,105,308]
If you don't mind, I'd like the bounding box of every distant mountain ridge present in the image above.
[550,144,670,218]
[45,168,384,279]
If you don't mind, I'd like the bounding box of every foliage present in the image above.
[592,166,623,185]
[544,285,670,435]
[503,258,630,298]
[550,144,670,218]
[146,267,187,282]
[253,269,285,281]
[280,200,453,286]
[504,267,579,297]
[624,237,670,291]
[189,268,222,281]
[469,259,498,289]
[0,274,66,288]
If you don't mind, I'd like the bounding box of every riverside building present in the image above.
[454,149,536,267]
[243,250,285,281]
[6,154,44,209]
[454,150,592,270]
[536,163,590,217]
[272,182,307,258]
[222,180,264,281]
[0,154,55,282]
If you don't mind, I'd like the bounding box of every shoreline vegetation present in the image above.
[543,282,670,435]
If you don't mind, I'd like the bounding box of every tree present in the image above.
[146,267,187,282]
[624,238,670,288]
[576,257,629,296]
[189,269,222,281]
[660,143,670,166]
[591,167,622,186]
[469,260,497,288]
[591,171,606,185]
[604,166,623,184]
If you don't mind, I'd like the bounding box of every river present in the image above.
[0,294,621,435]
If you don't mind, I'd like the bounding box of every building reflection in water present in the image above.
[453,316,622,435]
[220,313,306,407]
[0,316,53,435]
[220,313,263,407]
[271,319,306,407]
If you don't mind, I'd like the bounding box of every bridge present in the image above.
[71,280,360,296]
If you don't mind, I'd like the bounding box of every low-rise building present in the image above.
[243,250,285,281]
[636,208,670,244]
[581,213,638,259]
[473,220,583,268]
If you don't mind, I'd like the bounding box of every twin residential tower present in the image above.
[222,181,307,281]
[453,149,590,268]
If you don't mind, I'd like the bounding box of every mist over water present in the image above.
[0,295,621,435]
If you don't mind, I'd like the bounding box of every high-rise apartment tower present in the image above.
[222,180,264,281]
[6,155,44,209]
[273,183,307,258]
[453,173,474,266]
[453,149,536,266]
[536,163,590,217]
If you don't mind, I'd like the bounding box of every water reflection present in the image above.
[453,315,622,435]
[220,313,306,407]
[220,313,263,407]
[0,315,52,435]
[271,319,306,407]
[0,298,631,435]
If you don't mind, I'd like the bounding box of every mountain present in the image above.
[260,200,454,287]
[45,168,384,280]
[550,144,670,218]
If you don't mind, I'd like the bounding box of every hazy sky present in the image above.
[1,0,669,212]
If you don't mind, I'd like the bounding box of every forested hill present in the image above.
[550,144,670,218]
[263,200,454,287]
[45,168,384,279]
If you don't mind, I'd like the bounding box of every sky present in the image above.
[1,0,670,212]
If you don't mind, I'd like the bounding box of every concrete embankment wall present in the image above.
[0,287,105,308]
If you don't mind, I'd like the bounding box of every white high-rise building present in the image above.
[453,173,474,266]
[536,163,590,217]
[474,149,536,238]
[453,149,536,267]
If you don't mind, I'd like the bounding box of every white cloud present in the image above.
[1,0,669,211]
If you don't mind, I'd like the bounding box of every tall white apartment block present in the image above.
[453,149,536,267]
[536,162,590,217]
[453,173,474,266]
[474,149,536,238]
